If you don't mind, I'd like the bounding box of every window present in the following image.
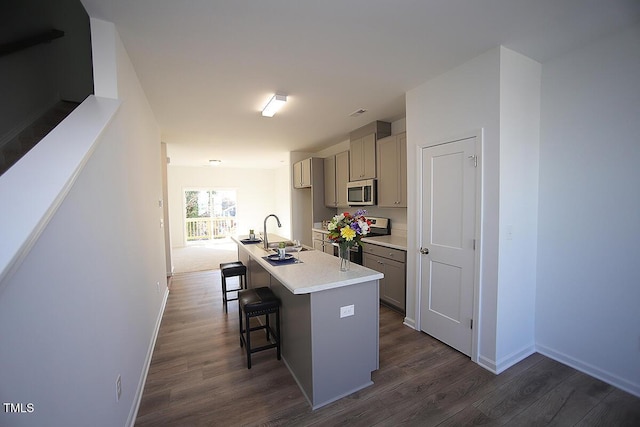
[184,189,237,241]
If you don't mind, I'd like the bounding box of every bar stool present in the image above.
[220,261,247,313]
[238,287,281,369]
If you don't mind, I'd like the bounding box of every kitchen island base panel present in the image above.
[270,278,379,409]
[310,280,379,407]
[269,280,313,401]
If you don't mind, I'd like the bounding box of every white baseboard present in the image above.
[537,343,640,398]
[127,286,170,427]
[477,344,536,375]
[477,355,497,373]
[496,345,536,374]
[403,316,416,330]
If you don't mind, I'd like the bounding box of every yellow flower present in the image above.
[340,227,356,241]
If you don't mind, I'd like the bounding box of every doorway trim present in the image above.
[415,129,484,364]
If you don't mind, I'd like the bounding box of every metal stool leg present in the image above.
[265,312,270,341]
[276,307,281,360]
[245,311,252,369]
[238,303,243,347]
[222,275,228,313]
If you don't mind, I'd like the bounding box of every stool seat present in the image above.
[239,287,280,313]
[220,261,243,268]
[221,264,246,277]
[238,287,281,369]
[220,261,247,313]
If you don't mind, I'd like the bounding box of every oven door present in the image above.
[349,243,363,265]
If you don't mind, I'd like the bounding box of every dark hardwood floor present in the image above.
[135,270,640,426]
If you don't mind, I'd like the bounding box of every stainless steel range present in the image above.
[349,216,390,265]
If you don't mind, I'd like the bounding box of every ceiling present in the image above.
[79,0,640,169]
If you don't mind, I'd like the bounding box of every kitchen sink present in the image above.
[262,242,311,253]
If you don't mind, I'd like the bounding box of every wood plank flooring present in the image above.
[135,270,640,426]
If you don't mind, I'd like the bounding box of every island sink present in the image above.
[263,241,310,250]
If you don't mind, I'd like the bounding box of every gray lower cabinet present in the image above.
[363,244,406,313]
[312,230,336,256]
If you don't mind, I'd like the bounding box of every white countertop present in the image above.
[362,235,407,251]
[233,235,383,295]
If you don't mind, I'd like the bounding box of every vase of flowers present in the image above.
[326,209,371,271]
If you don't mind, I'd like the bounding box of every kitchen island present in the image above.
[232,235,383,409]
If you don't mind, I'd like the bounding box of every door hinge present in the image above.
[472,239,476,250]
[470,319,473,330]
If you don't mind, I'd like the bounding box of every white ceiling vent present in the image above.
[349,109,368,117]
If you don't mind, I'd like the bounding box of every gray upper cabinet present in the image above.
[293,158,312,188]
[292,157,335,246]
[350,133,376,180]
[335,151,349,206]
[324,151,350,207]
[348,121,391,182]
[377,132,407,207]
[324,156,336,205]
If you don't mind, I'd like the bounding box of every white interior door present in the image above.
[420,137,477,356]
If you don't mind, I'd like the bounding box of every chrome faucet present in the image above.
[263,214,282,250]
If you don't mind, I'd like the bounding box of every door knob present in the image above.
[420,247,429,255]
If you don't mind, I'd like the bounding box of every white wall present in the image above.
[167,165,289,249]
[496,49,541,367]
[406,47,502,366]
[273,162,292,239]
[406,47,541,372]
[536,24,640,396]
[0,19,167,427]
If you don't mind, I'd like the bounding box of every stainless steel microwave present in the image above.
[347,179,376,206]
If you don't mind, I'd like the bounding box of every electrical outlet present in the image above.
[116,375,122,401]
[340,304,354,318]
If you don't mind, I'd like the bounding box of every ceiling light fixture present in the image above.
[261,94,287,117]
[349,108,368,117]
[209,159,222,166]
